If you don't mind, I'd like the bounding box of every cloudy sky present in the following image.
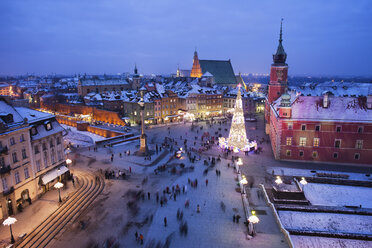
[0,0,371,76]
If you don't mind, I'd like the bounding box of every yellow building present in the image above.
[0,98,66,220]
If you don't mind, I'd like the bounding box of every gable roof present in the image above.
[199,60,237,86]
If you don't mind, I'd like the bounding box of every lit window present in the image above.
[356,140,363,149]
[312,151,318,158]
[286,137,292,146]
[313,138,320,147]
[299,137,307,146]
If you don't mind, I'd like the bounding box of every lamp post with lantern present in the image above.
[248,210,260,237]
[54,182,64,203]
[3,217,17,244]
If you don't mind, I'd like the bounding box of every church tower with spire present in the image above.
[190,50,203,78]
[265,20,289,133]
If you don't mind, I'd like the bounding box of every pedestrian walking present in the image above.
[164,217,167,227]
[129,167,132,173]
[139,234,143,245]
[156,192,159,203]
[135,231,138,242]
[148,192,150,200]
[160,199,163,207]
[205,179,208,186]
[236,214,241,223]
[197,204,200,213]
[233,215,236,223]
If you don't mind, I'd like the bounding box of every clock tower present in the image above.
[265,20,288,133]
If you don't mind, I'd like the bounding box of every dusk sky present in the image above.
[1,0,371,76]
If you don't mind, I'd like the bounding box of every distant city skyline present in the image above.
[0,0,371,76]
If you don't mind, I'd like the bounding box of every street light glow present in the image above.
[300,177,308,185]
[275,176,283,185]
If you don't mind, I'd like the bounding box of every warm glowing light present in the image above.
[66,159,72,164]
[3,217,17,226]
[300,177,307,185]
[275,176,283,185]
[248,215,259,224]
[54,182,64,189]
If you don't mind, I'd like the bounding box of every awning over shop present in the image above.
[41,165,69,185]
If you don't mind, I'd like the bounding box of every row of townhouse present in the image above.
[0,98,68,220]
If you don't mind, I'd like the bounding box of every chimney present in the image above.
[323,93,329,108]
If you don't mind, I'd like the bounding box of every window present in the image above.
[313,138,320,147]
[51,149,55,164]
[301,125,306,131]
[36,160,41,172]
[46,122,52,131]
[58,149,63,161]
[335,139,341,148]
[15,171,21,184]
[42,143,47,151]
[299,137,307,146]
[356,140,363,149]
[22,148,27,159]
[50,140,54,148]
[358,126,363,133]
[34,145,40,154]
[43,151,48,167]
[31,127,38,135]
[354,153,360,160]
[333,152,338,159]
[286,137,292,146]
[336,126,341,132]
[12,152,18,163]
[288,123,293,130]
[315,125,320,131]
[299,150,304,157]
[20,134,25,142]
[10,137,15,146]
[2,177,8,191]
[286,150,291,156]
[312,151,318,158]
[56,137,61,145]
[24,167,30,179]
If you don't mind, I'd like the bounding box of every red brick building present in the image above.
[265,22,372,165]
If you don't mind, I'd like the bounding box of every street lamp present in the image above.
[275,176,282,185]
[66,158,72,166]
[54,182,64,203]
[3,217,17,244]
[236,157,243,174]
[248,210,260,236]
[240,175,248,194]
[299,177,307,191]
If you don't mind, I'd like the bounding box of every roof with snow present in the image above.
[79,79,129,86]
[290,82,372,97]
[272,93,372,123]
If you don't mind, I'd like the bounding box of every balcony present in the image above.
[3,186,14,196]
[0,165,11,175]
[0,146,8,155]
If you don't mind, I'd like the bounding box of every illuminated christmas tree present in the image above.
[227,85,248,150]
